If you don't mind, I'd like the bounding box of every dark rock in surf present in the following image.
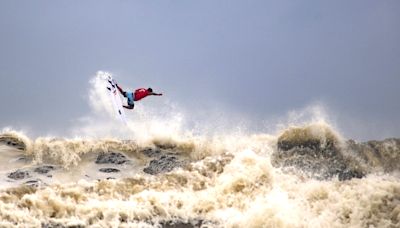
[24,179,44,188]
[160,219,205,228]
[345,138,400,172]
[99,168,120,173]
[273,125,364,181]
[34,165,56,174]
[143,155,183,175]
[338,170,364,181]
[141,147,162,158]
[42,222,84,228]
[0,134,27,151]
[96,152,129,165]
[41,222,65,228]
[8,170,30,180]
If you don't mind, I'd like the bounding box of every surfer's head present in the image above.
[147,88,153,93]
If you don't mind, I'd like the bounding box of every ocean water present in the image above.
[0,72,398,228]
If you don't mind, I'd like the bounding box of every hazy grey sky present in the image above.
[0,1,399,140]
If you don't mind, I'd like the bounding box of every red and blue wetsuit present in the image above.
[116,84,161,110]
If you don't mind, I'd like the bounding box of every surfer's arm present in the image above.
[150,92,163,96]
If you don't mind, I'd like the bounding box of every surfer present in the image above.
[115,84,163,109]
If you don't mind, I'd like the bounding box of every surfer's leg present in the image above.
[123,105,134,110]
[124,96,135,109]
[116,84,126,97]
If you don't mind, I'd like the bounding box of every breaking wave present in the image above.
[0,72,399,227]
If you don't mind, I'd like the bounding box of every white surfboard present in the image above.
[105,76,127,124]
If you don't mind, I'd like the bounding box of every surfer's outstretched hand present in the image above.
[149,92,163,96]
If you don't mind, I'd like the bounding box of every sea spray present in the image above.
[0,72,398,227]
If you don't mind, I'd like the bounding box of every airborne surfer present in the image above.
[115,83,163,109]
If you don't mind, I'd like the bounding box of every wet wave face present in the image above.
[0,123,399,228]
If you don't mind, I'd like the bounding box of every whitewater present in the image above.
[0,72,399,228]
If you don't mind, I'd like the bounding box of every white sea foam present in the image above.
[0,72,398,227]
